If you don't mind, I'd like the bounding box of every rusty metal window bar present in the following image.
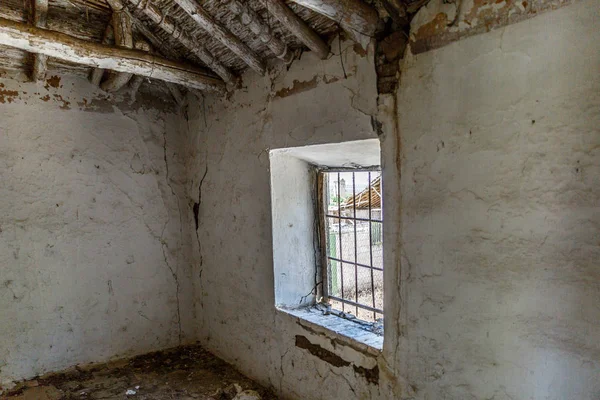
[319,169,383,323]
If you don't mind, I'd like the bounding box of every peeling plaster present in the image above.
[409,0,575,53]
[295,335,351,368]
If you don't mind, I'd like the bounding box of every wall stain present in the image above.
[353,364,379,385]
[415,13,450,39]
[295,335,350,368]
[296,320,378,356]
[410,0,573,54]
[53,94,71,110]
[0,83,19,104]
[353,43,368,58]
[295,335,380,385]
[274,77,319,99]
[45,75,62,90]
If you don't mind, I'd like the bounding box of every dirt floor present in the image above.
[1,344,277,400]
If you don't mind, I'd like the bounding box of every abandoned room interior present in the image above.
[0,0,598,398]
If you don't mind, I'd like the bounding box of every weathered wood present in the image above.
[132,21,178,60]
[101,9,134,92]
[124,0,237,84]
[290,0,379,37]
[317,171,328,301]
[31,0,49,81]
[128,74,145,97]
[90,23,114,86]
[128,39,150,100]
[172,0,266,75]
[32,0,48,29]
[0,17,226,92]
[32,53,48,80]
[222,0,292,63]
[262,0,329,60]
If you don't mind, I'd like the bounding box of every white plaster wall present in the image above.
[269,152,316,308]
[0,75,195,388]
[185,37,383,400]
[392,0,600,398]
[186,1,600,398]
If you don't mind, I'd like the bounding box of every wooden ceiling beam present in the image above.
[222,0,292,63]
[128,39,150,99]
[171,0,266,75]
[31,0,49,81]
[0,17,226,92]
[123,0,237,85]
[289,0,379,37]
[262,0,329,60]
[90,23,114,86]
[101,8,134,92]
[132,20,179,60]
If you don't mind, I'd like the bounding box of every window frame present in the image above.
[316,167,383,322]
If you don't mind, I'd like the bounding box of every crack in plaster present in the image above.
[195,164,208,310]
[161,130,183,344]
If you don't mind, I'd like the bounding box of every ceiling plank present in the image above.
[171,0,266,75]
[0,17,226,92]
[101,7,134,92]
[262,0,329,60]
[222,0,292,63]
[132,20,179,59]
[265,0,329,60]
[123,0,237,85]
[289,0,379,37]
[31,0,49,81]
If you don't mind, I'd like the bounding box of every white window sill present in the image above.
[277,306,383,355]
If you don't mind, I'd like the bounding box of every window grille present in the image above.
[320,170,383,322]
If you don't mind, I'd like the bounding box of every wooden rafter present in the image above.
[263,0,329,60]
[90,23,114,86]
[31,0,49,81]
[123,0,237,85]
[172,0,266,75]
[289,0,379,37]
[127,34,186,104]
[128,38,150,99]
[0,17,226,92]
[132,20,178,60]
[101,5,134,92]
[222,0,292,63]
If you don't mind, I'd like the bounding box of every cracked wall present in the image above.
[1,0,598,396]
[185,35,384,400]
[0,73,195,388]
[185,0,599,398]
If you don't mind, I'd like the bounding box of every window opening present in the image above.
[321,170,383,323]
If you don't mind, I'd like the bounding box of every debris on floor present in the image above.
[2,344,276,400]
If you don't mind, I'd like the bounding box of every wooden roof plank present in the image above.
[263,0,329,60]
[0,16,226,92]
[171,0,266,75]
